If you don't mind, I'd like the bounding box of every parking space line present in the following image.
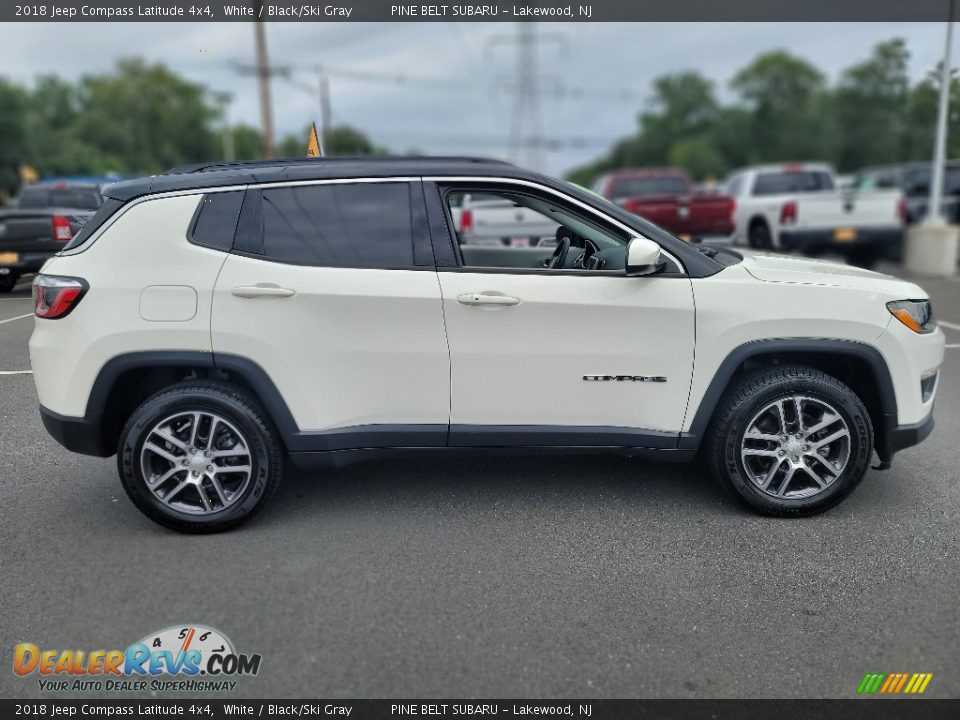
[0,313,33,325]
[0,370,32,375]
[947,344,960,349]
[938,319,960,331]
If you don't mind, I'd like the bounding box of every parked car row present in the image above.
[0,181,104,292]
[854,160,960,225]
[592,169,736,240]
[723,163,905,267]
[587,163,910,267]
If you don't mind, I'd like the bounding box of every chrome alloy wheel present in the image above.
[139,411,253,515]
[740,395,852,500]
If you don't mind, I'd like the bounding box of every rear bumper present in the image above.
[39,405,112,457]
[779,227,903,252]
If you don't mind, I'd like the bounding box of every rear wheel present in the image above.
[0,274,17,293]
[748,220,773,250]
[707,365,873,516]
[846,248,878,268]
[117,381,283,533]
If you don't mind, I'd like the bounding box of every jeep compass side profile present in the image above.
[29,157,944,532]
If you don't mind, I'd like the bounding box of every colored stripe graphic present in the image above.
[858,673,933,695]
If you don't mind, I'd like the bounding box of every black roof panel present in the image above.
[103,156,532,201]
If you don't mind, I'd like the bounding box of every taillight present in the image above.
[896,195,907,223]
[780,200,798,225]
[460,207,473,234]
[52,215,73,242]
[33,275,88,319]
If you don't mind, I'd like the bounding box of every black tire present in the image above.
[117,381,283,533]
[748,220,773,250]
[0,274,17,293]
[846,248,878,269]
[707,365,873,517]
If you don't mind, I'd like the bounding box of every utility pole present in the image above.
[318,71,332,146]
[928,0,955,224]
[209,91,235,161]
[511,24,541,169]
[488,23,564,170]
[253,0,275,157]
[905,0,960,276]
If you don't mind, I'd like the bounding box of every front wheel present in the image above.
[117,381,283,533]
[707,365,873,516]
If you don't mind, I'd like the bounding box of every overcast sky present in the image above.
[1,21,956,175]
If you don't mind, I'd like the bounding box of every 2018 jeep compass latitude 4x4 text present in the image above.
[29,157,944,532]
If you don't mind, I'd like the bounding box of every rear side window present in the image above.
[244,182,415,268]
[609,175,688,199]
[19,188,102,210]
[726,176,744,197]
[752,171,834,195]
[61,198,125,251]
[191,191,245,252]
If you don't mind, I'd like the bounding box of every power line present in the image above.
[258,58,647,102]
[487,23,566,170]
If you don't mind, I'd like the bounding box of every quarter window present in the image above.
[191,191,245,252]
[250,182,415,268]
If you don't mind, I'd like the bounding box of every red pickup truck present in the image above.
[593,169,735,239]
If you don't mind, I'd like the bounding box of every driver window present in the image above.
[445,190,626,272]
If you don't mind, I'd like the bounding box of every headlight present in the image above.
[887,300,935,334]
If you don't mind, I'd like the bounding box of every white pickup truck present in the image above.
[448,192,561,248]
[724,163,906,266]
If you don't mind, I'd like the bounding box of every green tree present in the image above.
[0,79,29,197]
[273,124,385,159]
[730,50,830,162]
[904,64,960,162]
[833,39,911,171]
[230,123,264,161]
[323,125,386,156]
[566,71,725,184]
[69,58,217,174]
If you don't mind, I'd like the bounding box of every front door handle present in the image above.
[457,293,521,307]
[231,284,296,298]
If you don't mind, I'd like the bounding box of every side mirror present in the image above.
[625,237,663,276]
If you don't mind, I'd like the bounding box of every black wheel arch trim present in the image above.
[53,341,915,461]
[679,338,900,459]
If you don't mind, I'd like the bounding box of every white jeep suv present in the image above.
[29,157,944,532]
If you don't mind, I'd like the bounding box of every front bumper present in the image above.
[887,412,936,454]
[779,227,903,253]
[876,410,935,466]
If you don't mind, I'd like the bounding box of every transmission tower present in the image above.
[488,23,564,170]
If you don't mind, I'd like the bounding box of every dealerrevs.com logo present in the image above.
[13,625,262,693]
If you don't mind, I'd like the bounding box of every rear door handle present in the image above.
[231,284,296,298]
[457,293,521,306]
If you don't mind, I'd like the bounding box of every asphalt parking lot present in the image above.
[1,265,959,700]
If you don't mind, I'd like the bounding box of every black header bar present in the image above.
[1,0,956,22]
[1,700,959,719]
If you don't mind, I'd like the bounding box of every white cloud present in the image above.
[0,21,953,175]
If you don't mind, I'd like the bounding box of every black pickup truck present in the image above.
[0,184,102,292]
